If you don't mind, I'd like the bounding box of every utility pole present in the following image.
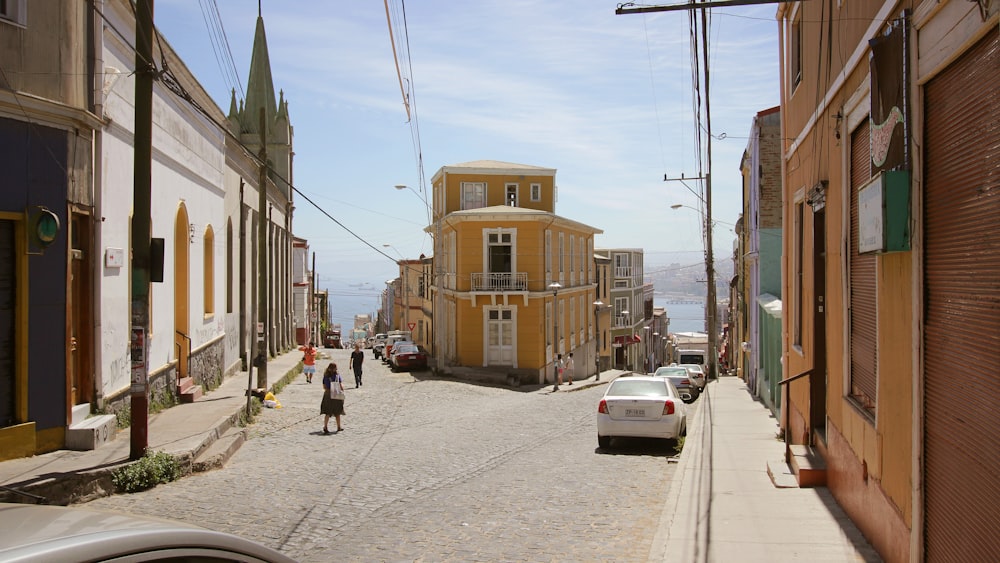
[701,7,719,380]
[618,0,724,379]
[129,0,154,461]
[256,108,268,388]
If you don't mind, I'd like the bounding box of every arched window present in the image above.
[204,225,215,316]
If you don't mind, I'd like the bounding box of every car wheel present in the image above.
[598,435,611,449]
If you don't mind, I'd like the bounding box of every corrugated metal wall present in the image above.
[923,30,1000,562]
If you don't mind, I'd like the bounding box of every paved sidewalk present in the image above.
[0,349,304,506]
[650,375,882,562]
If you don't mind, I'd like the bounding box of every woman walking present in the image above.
[320,363,345,434]
[350,343,364,387]
[299,341,317,383]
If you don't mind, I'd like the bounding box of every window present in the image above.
[790,11,802,90]
[505,184,518,207]
[204,225,215,316]
[569,235,576,285]
[0,0,26,26]
[793,199,803,348]
[615,297,629,327]
[487,230,513,273]
[530,183,541,202]
[545,230,552,284]
[461,182,486,210]
[558,233,565,280]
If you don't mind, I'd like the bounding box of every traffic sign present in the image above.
[408,322,416,331]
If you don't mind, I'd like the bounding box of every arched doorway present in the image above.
[174,205,190,380]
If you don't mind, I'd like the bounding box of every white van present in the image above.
[676,349,708,376]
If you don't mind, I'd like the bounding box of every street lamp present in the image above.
[653,332,660,368]
[670,203,719,380]
[621,309,629,371]
[384,244,409,333]
[644,326,652,373]
[549,281,562,391]
[593,300,604,381]
[395,183,442,372]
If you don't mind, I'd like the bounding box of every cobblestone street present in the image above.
[89,348,680,561]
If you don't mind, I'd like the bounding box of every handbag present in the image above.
[330,379,346,400]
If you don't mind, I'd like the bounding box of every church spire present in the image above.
[242,15,277,136]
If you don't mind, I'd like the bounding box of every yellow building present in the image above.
[429,161,602,384]
[778,3,998,561]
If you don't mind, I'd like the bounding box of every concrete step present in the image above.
[71,403,91,426]
[789,444,827,487]
[766,459,800,488]
[177,376,203,403]
[192,426,247,473]
[65,414,118,451]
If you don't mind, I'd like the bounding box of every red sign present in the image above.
[408,322,416,331]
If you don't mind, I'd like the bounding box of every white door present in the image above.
[486,309,514,365]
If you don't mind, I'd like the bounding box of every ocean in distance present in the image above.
[655,298,706,334]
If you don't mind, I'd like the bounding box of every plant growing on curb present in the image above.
[675,436,685,454]
[111,450,181,493]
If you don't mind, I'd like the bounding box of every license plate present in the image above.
[625,408,645,417]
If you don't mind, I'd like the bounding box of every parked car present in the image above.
[654,368,701,403]
[386,339,414,367]
[382,333,411,363]
[372,333,388,359]
[391,343,428,371]
[677,363,707,390]
[0,502,296,562]
[597,376,687,449]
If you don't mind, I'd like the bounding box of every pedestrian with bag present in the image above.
[555,353,564,387]
[320,363,345,434]
[299,341,317,383]
[565,352,575,385]
[350,343,364,388]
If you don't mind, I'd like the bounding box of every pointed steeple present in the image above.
[242,15,277,136]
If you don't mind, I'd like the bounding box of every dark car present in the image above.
[391,343,428,371]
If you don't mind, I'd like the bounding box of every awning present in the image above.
[613,335,641,346]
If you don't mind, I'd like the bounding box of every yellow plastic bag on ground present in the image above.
[262,392,281,409]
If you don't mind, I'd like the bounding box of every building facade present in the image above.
[0,3,298,461]
[430,161,602,384]
[602,248,649,372]
[778,1,998,560]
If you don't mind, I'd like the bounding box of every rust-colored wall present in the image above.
[824,420,910,563]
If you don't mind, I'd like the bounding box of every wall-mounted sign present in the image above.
[858,170,911,254]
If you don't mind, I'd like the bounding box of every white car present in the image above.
[677,363,707,390]
[0,503,296,562]
[597,376,687,449]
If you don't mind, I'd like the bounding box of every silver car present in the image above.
[652,366,700,402]
[677,363,707,390]
[0,503,296,562]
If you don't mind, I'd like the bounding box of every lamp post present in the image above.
[644,326,652,373]
[670,203,718,380]
[384,244,409,335]
[653,332,660,368]
[395,183,442,371]
[549,281,562,391]
[593,300,604,381]
[621,309,629,371]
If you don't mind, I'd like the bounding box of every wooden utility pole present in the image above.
[256,109,269,388]
[129,0,154,460]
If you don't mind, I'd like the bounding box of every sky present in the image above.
[152,1,780,326]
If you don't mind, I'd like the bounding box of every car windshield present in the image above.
[654,367,689,377]
[680,364,704,374]
[607,379,668,397]
[396,345,418,354]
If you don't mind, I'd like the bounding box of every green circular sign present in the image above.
[35,210,59,245]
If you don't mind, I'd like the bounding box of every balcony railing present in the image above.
[471,272,528,291]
